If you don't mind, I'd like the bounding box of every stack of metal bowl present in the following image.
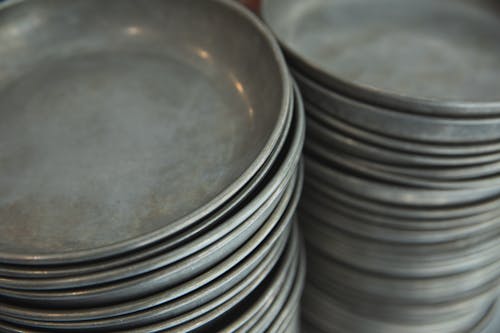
[262,0,500,332]
[0,0,305,332]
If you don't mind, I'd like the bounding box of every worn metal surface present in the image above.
[0,99,298,288]
[262,0,500,116]
[0,93,304,300]
[0,92,294,279]
[0,84,305,330]
[0,0,291,265]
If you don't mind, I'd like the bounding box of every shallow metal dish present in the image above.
[302,282,497,333]
[303,177,500,222]
[305,127,500,190]
[0,97,302,289]
[305,110,500,168]
[307,252,500,304]
[0,231,287,330]
[305,102,500,158]
[262,0,500,116]
[0,209,296,331]
[304,222,500,277]
[304,158,500,207]
[0,165,304,324]
[294,70,500,144]
[299,197,500,244]
[0,170,299,307]
[0,223,296,333]
[0,85,301,280]
[0,0,291,265]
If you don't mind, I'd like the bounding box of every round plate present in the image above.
[262,0,500,115]
[304,220,500,277]
[304,158,500,207]
[304,104,500,167]
[302,282,497,333]
[248,240,305,333]
[0,85,300,279]
[0,202,295,330]
[0,0,291,264]
[0,169,299,308]
[299,196,500,244]
[0,223,295,333]
[128,221,300,333]
[306,251,500,304]
[303,176,500,222]
[304,126,500,190]
[294,70,500,144]
[305,101,500,157]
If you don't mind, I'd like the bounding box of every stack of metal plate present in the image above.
[0,0,305,331]
[262,0,500,332]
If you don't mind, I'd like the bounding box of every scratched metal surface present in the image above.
[0,0,290,263]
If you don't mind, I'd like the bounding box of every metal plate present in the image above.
[299,196,500,244]
[0,205,293,331]
[303,217,500,277]
[304,158,500,207]
[0,127,291,284]
[294,70,500,144]
[0,165,304,325]
[305,101,500,157]
[251,240,305,333]
[126,221,299,333]
[222,225,300,333]
[305,125,500,190]
[308,259,500,311]
[0,167,299,308]
[303,174,500,222]
[0,0,291,265]
[304,103,500,167]
[0,224,294,333]
[0,86,300,279]
[262,0,500,116]
[302,282,498,333]
[0,171,293,304]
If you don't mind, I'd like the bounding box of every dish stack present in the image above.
[0,0,305,332]
[262,0,500,332]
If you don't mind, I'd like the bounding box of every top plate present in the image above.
[262,0,500,115]
[0,0,291,264]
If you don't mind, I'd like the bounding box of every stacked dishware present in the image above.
[262,0,500,332]
[0,0,305,332]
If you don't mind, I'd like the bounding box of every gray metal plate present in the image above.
[263,0,500,115]
[0,0,291,264]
